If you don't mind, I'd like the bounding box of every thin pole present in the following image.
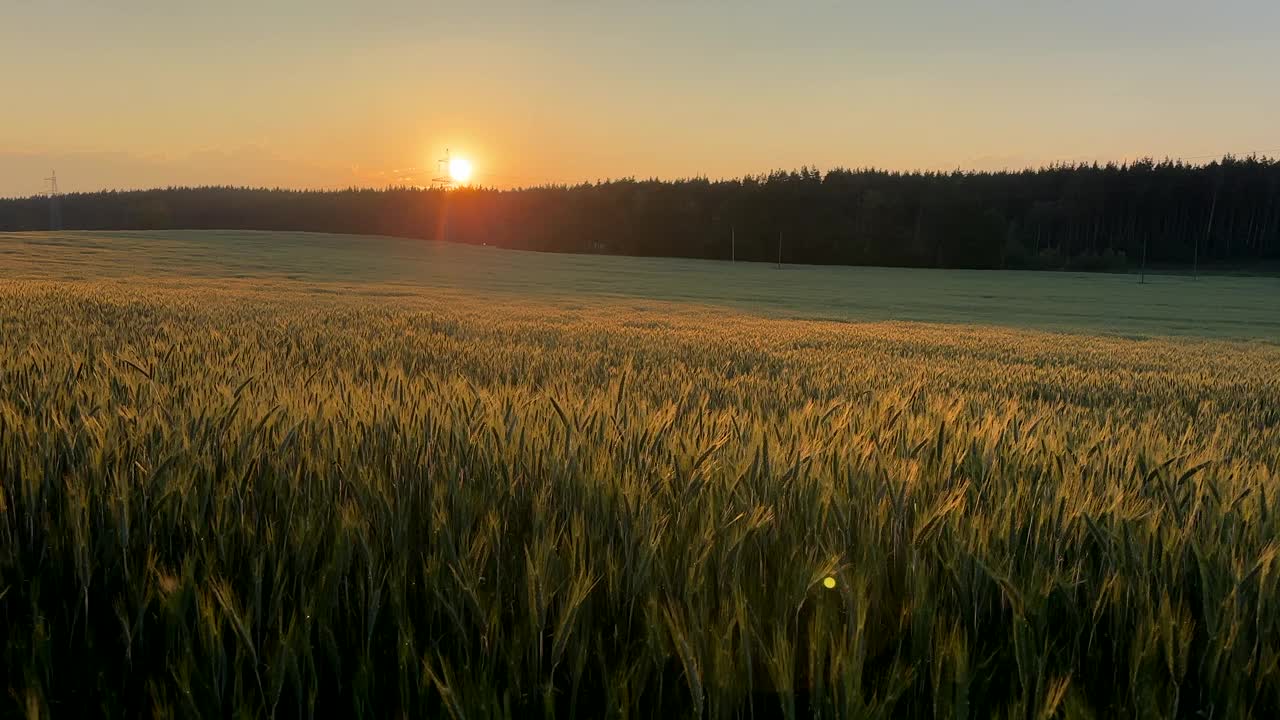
[44,170,60,231]
[777,231,782,269]
[731,226,735,263]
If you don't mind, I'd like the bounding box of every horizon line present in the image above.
[4,152,1279,201]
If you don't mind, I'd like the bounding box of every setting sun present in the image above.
[449,157,472,184]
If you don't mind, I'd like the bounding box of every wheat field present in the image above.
[5,230,1278,339]
[2,233,1279,717]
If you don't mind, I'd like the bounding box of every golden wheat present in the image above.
[1,276,1277,718]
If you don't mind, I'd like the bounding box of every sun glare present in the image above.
[449,157,473,184]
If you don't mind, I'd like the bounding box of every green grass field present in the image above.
[4,230,1278,339]
[2,231,1278,717]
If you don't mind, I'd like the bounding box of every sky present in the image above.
[2,0,1277,197]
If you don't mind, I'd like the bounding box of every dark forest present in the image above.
[3,156,1278,271]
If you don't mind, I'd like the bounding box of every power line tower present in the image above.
[432,149,457,190]
[431,150,455,243]
[44,170,62,230]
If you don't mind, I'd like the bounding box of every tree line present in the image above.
[2,156,1278,271]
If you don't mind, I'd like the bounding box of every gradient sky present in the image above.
[3,0,1277,196]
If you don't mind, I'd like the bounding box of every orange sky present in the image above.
[3,1,1277,197]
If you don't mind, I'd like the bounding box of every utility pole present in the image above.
[432,149,456,190]
[44,171,61,230]
[432,150,454,243]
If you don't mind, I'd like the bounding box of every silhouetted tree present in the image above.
[3,157,1277,270]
